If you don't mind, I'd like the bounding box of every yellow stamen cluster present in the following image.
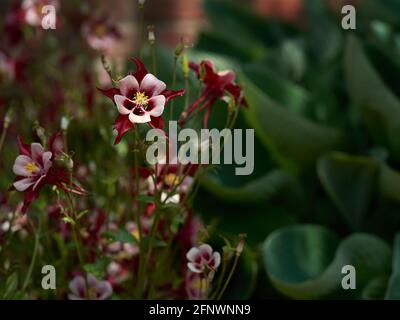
[25,162,40,175]
[94,25,107,37]
[164,173,181,187]
[133,92,149,106]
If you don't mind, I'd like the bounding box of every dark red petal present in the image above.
[161,89,185,103]
[149,116,164,130]
[129,57,148,83]
[48,131,64,157]
[113,114,134,145]
[189,61,201,78]
[17,135,31,156]
[202,60,218,84]
[97,87,121,104]
[21,187,41,213]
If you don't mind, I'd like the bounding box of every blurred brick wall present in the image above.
[107,0,361,49]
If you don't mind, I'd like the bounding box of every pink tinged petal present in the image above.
[69,276,86,297]
[114,95,132,115]
[42,151,53,172]
[30,143,44,163]
[129,111,151,124]
[13,177,35,192]
[147,95,166,117]
[32,174,46,191]
[140,73,166,97]
[67,294,84,300]
[188,262,202,273]
[198,244,213,258]
[96,281,113,300]
[213,252,221,269]
[87,273,98,287]
[118,75,139,97]
[186,247,200,262]
[13,155,34,177]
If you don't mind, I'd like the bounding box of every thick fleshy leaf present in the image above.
[317,152,379,230]
[242,77,343,171]
[385,233,400,299]
[263,225,391,299]
[345,35,400,160]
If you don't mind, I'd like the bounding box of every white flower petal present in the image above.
[31,143,44,163]
[114,95,133,115]
[42,151,53,172]
[13,177,35,192]
[147,95,166,117]
[118,75,139,97]
[13,155,34,177]
[198,244,213,257]
[186,247,200,262]
[188,262,202,273]
[129,111,151,124]
[213,252,221,269]
[140,73,166,97]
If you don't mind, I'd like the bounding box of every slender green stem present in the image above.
[0,116,10,155]
[216,252,241,300]
[22,216,41,291]
[150,43,157,76]
[169,57,178,120]
[138,5,145,58]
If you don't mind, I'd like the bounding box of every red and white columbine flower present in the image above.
[181,60,247,127]
[12,133,85,212]
[186,244,221,274]
[21,0,59,27]
[68,274,113,300]
[98,58,185,145]
[82,17,121,54]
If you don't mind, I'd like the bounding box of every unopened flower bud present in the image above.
[4,108,13,128]
[236,234,246,255]
[182,54,189,77]
[61,116,69,131]
[148,25,155,44]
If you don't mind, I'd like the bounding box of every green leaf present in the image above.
[262,225,391,299]
[103,229,137,244]
[136,194,155,204]
[362,276,389,300]
[201,169,300,204]
[317,152,379,230]
[3,272,19,299]
[242,77,343,171]
[345,35,400,160]
[62,216,76,226]
[385,233,400,299]
[83,258,108,279]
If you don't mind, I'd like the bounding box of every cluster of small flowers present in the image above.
[2,0,247,300]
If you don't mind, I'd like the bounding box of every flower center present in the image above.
[24,162,40,175]
[87,287,98,300]
[94,25,107,37]
[133,92,149,107]
[164,173,181,187]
